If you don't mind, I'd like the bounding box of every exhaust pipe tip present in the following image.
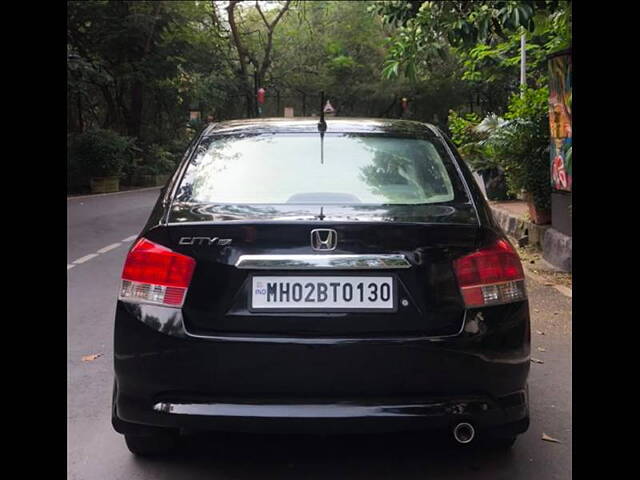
[453,422,476,444]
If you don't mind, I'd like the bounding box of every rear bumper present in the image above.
[114,391,529,435]
[113,300,530,435]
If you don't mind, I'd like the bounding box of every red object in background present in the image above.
[257,88,266,105]
[401,97,408,112]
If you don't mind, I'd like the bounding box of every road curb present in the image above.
[67,186,162,201]
[501,230,572,299]
[491,204,571,273]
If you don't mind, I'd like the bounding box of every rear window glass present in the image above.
[175,133,467,205]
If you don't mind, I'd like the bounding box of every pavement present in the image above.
[67,188,572,480]
[490,200,529,219]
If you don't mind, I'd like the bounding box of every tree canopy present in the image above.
[67,0,571,193]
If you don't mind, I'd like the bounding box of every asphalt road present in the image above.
[67,188,572,480]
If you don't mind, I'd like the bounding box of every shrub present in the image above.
[448,86,552,210]
[135,143,178,177]
[120,157,142,185]
[448,110,502,172]
[489,86,551,211]
[68,129,135,179]
[448,110,510,200]
[187,117,204,132]
[166,138,191,158]
[448,111,481,149]
[145,144,177,174]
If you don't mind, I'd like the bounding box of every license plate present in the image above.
[251,276,395,311]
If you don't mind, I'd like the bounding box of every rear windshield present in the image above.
[174,133,468,205]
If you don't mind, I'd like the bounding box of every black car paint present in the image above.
[113,118,529,437]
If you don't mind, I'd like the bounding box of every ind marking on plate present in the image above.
[252,276,394,310]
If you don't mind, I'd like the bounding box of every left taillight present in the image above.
[119,238,196,307]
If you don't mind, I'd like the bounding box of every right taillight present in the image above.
[453,238,526,307]
[119,237,196,307]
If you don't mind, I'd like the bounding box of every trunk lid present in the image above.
[152,202,479,337]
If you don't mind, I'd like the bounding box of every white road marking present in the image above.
[67,186,161,201]
[69,237,135,270]
[73,253,99,264]
[97,243,121,254]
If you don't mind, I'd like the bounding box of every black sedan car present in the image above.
[112,117,530,455]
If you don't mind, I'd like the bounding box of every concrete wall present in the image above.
[551,192,572,237]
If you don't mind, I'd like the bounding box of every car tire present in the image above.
[124,431,178,457]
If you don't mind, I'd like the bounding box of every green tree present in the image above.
[68,1,240,191]
[224,1,292,117]
[68,1,236,139]
[267,1,415,117]
[490,86,552,210]
[373,0,570,112]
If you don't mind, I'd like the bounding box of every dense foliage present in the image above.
[67,129,136,183]
[374,1,570,80]
[493,86,552,211]
[67,0,487,192]
[68,1,570,209]
[448,85,552,210]
[374,0,570,121]
[374,0,570,217]
[67,0,236,190]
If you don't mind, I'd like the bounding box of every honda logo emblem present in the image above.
[310,229,337,251]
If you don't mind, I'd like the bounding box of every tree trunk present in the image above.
[127,2,161,138]
[379,95,398,118]
[101,85,118,129]
[128,81,143,138]
[68,91,80,133]
[254,70,259,117]
[227,1,290,119]
[77,95,84,132]
[227,2,254,118]
[246,93,253,118]
[116,84,131,137]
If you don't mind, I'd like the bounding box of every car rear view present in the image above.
[112,118,530,456]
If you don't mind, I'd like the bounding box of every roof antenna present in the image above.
[318,91,326,165]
